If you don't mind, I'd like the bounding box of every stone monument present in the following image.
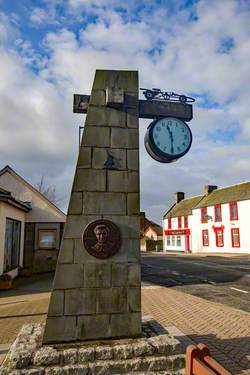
[43,69,141,344]
[1,70,188,374]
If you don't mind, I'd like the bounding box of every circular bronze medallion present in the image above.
[82,219,122,259]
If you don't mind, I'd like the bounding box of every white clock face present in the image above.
[152,117,191,156]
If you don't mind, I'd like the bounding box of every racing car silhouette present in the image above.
[140,88,195,103]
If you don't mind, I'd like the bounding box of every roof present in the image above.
[195,181,250,208]
[144,225,163,236]
[140,212,162,237]
[164,195,204,219]
[0,165,66,218]
[0,186,31,212]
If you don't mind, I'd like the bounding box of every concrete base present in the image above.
[1,317,186,374]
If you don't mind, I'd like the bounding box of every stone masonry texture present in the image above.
[43,70,141,344]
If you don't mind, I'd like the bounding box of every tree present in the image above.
[36,176,59,205]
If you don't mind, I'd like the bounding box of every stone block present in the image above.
[24,369,45,375]
[127,112,138,128]
[78,347,95,363]
[86,106,126,127]
[111,128,139,149]
[127,239,141,262]
[92,70,138,92]
[95,346,113,360]
[133,340,155,357]
[77,315,110,340]
[128,287,141,312]
[67,193,83,215]
[33,347,60,366]
[104,216,140,238]
[127,193,140,215]
[110,313,130,337]
[130,312,142,336]
[62,349,78,364]
[89,89,106,106]
[82,126,110,147]
[77,147,91,169]
[57,240,74,263]
[64,215,99,239]
[9,350,32,369]
[128,263,141,286]
[73,169,106,192]
[113,344,134,359]
[92,148,126,170]
[84,263,111,288]
[82,193,126,215]
[111,263,127,286]
[53,264,84,289]
[127,149,139,170]
[65,289,96,315]
[43,317,77,344]
[108,171,139,192]
[47,291,64,317]
[97,287,127,314]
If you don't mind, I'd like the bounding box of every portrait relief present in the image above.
[83,219,122,259]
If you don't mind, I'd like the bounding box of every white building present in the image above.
[0,165,66,279]
[163,183,250,254]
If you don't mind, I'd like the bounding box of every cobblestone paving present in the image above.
[0,287,249,374]
[142,286,250,375]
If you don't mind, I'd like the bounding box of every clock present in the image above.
[144,117,192,163]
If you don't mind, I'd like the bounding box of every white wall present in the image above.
[192,200,250,253]
[0,202,25,275]
[0,172,65,223]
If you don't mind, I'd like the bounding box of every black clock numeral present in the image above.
[184,134,188,139]
[182,142,186,146]
[156,126,161,131]
[155,134,158,139]
[175,123,178,127]
[164,146,167,151]
[177,146,181,152]
[167,121,172,125]
[162,122,165,127]
[182,128,184,132]
[157,141,160,146]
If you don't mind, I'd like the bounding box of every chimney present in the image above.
[175,192,185,204]
[204,185,218,194]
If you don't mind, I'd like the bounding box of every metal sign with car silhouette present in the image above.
[140,88,195,103]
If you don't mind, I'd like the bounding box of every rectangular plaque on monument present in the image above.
[43,70,141,343]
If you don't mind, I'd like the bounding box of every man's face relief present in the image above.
[96,228,108,243]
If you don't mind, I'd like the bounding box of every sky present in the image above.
[0,0,250,224]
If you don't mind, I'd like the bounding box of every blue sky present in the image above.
[0,0,250,222]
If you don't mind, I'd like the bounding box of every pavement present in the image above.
[0,263,249,374]
[142,252,250,313]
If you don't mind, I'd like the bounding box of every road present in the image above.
[141,252,250,313]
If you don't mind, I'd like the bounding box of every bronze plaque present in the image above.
[83,219,122,259]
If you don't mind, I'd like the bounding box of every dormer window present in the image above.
[229,202,238,220]
[178,217,182,228]
[201,207,208,223]
[214,204,222,222]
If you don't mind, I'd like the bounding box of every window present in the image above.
[168,218,172,229]
[38,229,57,249]
[231,228,240,247]
[171,236,175,246]
[215,229,224,247]
[176,236,181,246]
[184,216,188,228]
[214,204,222,222]
[229,202,238,220]
[202,229,209,246]
[201,207,208,223]
[178,217,182,228]
[166,236,170,246]
[4,218,21,272]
